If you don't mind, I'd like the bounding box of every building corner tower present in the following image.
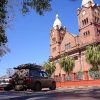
[77,0,100,45]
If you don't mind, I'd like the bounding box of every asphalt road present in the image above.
[0,87,100,100]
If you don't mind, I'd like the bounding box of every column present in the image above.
[72,73,76,81]
[84,71,89,80]
[61,74,66,82]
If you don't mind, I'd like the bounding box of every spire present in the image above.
[82,0,95,7]
[53,14,62,29]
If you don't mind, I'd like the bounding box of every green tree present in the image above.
[59,55,75,75]
[0,0,9,56]
[86,45,100,71]
[43,61,55,77]
[22,0,51,15]
[0,0,8,44]
[0,0,51,57]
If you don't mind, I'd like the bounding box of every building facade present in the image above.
[49,0,100,80]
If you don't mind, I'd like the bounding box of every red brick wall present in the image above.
[56,80,100,88]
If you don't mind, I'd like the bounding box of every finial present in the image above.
[53,14,62,29]
[56,14,59,19]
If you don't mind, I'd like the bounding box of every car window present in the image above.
[2,80,6,83]
[0,80,8,84]
[40,72,43,77]
[30,70,48,78]
[42,72,48,78]
[30,70,41,77]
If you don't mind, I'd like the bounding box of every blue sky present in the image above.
[0,0,100,76]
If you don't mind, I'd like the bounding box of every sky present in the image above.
[0,0,100,76]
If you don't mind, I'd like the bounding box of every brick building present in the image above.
[49,0,100,80]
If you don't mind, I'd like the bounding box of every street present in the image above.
[0,87,100,100]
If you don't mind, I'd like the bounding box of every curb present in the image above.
[56,86,100,91]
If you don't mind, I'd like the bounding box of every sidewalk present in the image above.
[56,86,100,91]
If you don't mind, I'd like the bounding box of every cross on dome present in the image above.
[56,14,59,18]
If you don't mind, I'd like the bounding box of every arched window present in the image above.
[83,32,86,36]
[97,18,99,23]
[52,37,56,43]
[82,18,89,26]
[52,47,56,52]
[65,43,71,50]
[83,30,90,37]
[87,31,90,35]
[86,18,88,24]
[97,29,100,35]
[84,19,87,25]
[95,16,99,23]
[82,20,84,26]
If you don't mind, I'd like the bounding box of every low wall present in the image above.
[56,80,100,88]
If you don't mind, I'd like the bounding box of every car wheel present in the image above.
[4,84,14,91]
[34,82,41,91]
[49,82,56,90]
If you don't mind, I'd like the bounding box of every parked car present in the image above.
[6,64,56,91]
[0,78,13,90]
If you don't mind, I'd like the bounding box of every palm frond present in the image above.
[59,55,75,75]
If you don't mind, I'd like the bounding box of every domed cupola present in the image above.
[82,0,95,7]
[53,14,62,29]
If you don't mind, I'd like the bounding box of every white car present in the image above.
[0,78,12,90]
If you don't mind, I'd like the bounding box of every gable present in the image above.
[60,32,77,52]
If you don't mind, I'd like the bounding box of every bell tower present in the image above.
[50,14,66,58]
[77,0,100,45]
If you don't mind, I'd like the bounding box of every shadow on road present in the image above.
[1,88,100,100]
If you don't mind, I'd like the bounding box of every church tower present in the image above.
[50,14,66,58]
[77,0,100,45]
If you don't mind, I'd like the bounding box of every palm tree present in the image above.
[86,45,100,70]
[96,45,100,67]
[59,55,75,75]
[43,61,56,77]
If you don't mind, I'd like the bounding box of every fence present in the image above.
[55,70,100,87]
[56,80,100,88]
